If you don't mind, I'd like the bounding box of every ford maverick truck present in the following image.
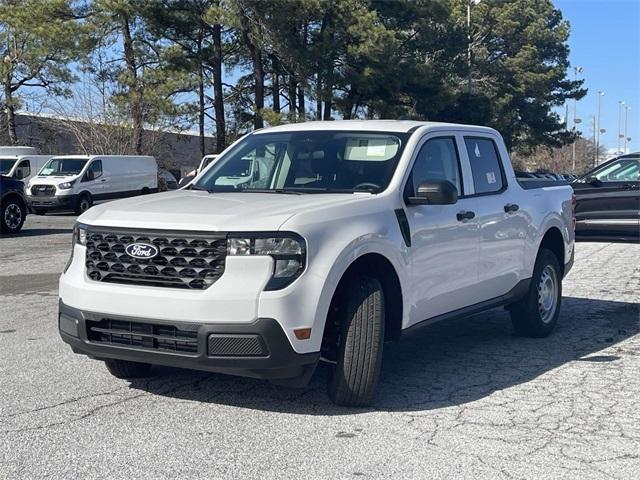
[58,121,575,406]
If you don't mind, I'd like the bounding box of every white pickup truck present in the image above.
[58,120,575,406]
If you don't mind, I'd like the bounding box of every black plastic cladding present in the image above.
[83,226,227,290]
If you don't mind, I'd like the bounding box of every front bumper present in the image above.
[59,301,320,385]
[27,194,77,211]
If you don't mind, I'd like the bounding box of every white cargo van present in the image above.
[0,154,53,184]
[26,155,157,215]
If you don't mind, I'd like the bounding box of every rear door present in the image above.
[404,133,482,324]
[573,158,640,237]
[460,135,528,300]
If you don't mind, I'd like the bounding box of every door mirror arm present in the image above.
[587,176,602,186]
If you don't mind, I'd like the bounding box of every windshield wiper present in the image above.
[235,188,305,195]
[188,184,209,191]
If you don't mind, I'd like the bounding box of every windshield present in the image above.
[579,158,639,182]
[39,158,87,176]
[0,158,17,175]
[195,130,409,194]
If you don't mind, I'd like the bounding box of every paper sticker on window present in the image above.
[474,144,481,157]
[366,143,387,157]
[486,171,496,184]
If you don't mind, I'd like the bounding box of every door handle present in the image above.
[456,210,476,221]
[101,179,107,182]
[504,203,519,213]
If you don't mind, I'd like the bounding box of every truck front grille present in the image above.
[85,228,227,290]
[31,185,56,196]
[86,318,199,354]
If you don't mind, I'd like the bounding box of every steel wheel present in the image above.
[4,202,22,230]
[537,265,558,323]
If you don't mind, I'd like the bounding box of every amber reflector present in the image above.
[294,328,312,340]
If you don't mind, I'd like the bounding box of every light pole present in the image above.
[624,105,631,153]
[595,91,604,166]
[618,101,625,154]
[571,66,583,172]
[467,0,481,95]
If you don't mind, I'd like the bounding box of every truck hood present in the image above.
[79,190,370,231]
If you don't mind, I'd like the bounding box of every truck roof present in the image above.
[255,120,498,135]
[49,155,155,160]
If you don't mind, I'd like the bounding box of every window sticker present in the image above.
[486,171,496,184]
[474,143,481,157]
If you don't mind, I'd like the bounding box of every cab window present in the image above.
[15,160,31,179]
[464,137,505,194]
[408,137,462,196]
[83,160,103,181]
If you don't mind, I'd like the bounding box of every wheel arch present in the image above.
[1,192,26,209]
[320,252,405,360]
[539,226,565,275]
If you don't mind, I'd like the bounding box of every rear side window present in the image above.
[464,137,504,194]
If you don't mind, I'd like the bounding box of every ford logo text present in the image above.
[125,243,159,259]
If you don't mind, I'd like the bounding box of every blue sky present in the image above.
[555,0,639,154]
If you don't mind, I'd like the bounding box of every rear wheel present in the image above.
[74,193,92,215]
[510,248,562,338]
[327,276,385,407]
[104,359,152,379]
[1,197,26,234]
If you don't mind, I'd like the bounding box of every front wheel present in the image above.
[327,276,385,407]
[510,248,562,338]
[74,194,92,215]
[1,198,26,234]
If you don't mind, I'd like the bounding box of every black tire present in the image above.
[327,276,385,407]
[104,359,152,379]
[510,248,562,338]
[74,193,92,215]
[33,209,47,216]
[141,187,150,195]
[1,197,26,234]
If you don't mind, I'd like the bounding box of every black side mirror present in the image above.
[587,176,602,186]
[85,170,95,181]
[406,180,458,205]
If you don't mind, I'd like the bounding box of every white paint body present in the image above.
[26,155,158,202]
[0,154,53,184]
[59,121,575,354]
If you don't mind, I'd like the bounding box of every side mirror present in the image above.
[587,176,602,186]
[85,170,95,181]
[406,180,458,206]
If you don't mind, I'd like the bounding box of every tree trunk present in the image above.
[197,37,205,158]
[3,78,18,145]
[212,23,226,152]
[239,12,263,129]
[316,74,322,120]
[298,85,305,118]
[288,76,297,121]
[121,14,143,154]
[271,58,280,113]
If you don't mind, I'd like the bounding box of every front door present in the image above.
[404,135,481,326]
[574,157,640,237]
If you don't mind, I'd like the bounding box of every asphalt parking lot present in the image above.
[1,214,639,479]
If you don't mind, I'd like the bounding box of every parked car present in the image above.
[58,120,575,406]
[0,154,53,185]
[27,155,158,215]
[572,152,639,242]
[0,174,28,234]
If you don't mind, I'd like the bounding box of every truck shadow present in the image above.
[128,296,639,414]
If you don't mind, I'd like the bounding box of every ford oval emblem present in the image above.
[125,243,159,259]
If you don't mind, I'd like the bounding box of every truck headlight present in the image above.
[59,181,75,190]
[64,223,87,272]
[227,233,306,290]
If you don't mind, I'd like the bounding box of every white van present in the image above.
[0,154,53,184]
[26,155,157,215]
